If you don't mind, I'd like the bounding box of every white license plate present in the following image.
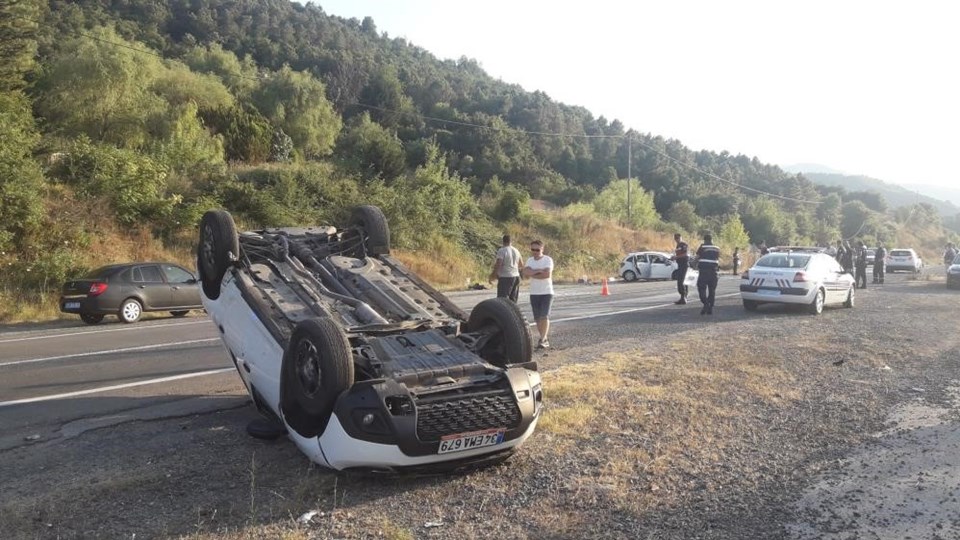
[757,289,781,296]
[437,428,505,454]
[64,302,81,309]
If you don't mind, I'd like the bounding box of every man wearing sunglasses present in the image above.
[522,240,554,349]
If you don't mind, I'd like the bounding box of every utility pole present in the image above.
[626,132,632,224]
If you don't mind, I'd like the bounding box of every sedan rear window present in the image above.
[83,265,121,279]
[890,250,913,257]
[756,254,811,268]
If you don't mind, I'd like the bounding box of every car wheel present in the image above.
[623,270,637,282]
[80,313,104,325]
[467,297,533,367]
[808,288,825,315]
[119,298,142,323]
[170,310,190,317]
[197,210,239,301]
[743,300,758,312]
[348,205,391,257]
[279,318,354,438]
[844,286,855,308]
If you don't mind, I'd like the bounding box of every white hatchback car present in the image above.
[740,252,855,314]
[885,248,923,273]
[619,251,698,284]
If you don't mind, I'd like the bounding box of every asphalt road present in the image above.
[0,276,740,450]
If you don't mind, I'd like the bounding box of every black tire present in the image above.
[280,318,354,438]
[245,418,288,441]
[170,310,190,317]
[743,300,758,312]
[843,287,855,308]
[80,313,104,325]
[119,298,142,323]
[467,298,532,367]
[197,210,239,300]
[808,288,825,315]
[623,270,637,282]
[349,205,390,256]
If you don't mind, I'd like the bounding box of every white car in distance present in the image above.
[618,251,698,293]
[885,248,923,274]
[740,252,855,315]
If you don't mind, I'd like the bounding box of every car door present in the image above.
[821,257,848,303]
[131,264,171,309]
[161,264,200,308]
[649,254,672,279]
[635,254,652,279]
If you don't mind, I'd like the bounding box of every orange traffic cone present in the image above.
[601,277,610,296]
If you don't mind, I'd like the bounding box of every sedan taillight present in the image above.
[89,282,108,296]
[793,271,808,282]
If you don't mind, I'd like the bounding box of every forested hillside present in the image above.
[1,0,956,319]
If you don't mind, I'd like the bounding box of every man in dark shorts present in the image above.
[489,234,521,302]
[522,240,554,349]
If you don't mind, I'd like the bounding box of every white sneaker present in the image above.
[537,339,550,349]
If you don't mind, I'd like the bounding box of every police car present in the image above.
[740,251,855,314]
[197,206,542,471]
[947,255,960,289]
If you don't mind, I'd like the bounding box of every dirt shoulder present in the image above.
[1,274,958,539]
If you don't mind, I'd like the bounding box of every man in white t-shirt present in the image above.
[522,239,554,349]
[489,234,522,302]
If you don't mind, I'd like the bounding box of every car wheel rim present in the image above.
[849,288,855,306]
[123,302,140,321]
[624,271,635,281]
[816,291,824,313]
[201,224,216,273]
[295,340,322,396]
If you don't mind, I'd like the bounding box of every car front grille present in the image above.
[415,390,521,441]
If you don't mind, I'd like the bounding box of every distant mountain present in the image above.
[804,173,960,217]
[901,183,960,207]
[783,163,844,175]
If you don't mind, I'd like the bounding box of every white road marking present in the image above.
[0,368,235,408]
[0,338,221,368]
[548,293,740,324]
[0,319,210,344]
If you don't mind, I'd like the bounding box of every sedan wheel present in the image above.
[119,299,143,323]
[623,270,637,282]
[808,288,825,315]
[844,286,855,308]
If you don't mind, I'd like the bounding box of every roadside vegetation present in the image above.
[1,0,956,322]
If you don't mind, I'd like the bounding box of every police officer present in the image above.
[841,240,854,275]
[873,241,886,284]
[834,239,845,264]
[695,233,721,315]
[855,240,868,289]
[671,233,689,305]
[944,243,957,268]
[732,247,742,275]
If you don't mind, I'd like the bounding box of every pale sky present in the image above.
[317,0,959,189]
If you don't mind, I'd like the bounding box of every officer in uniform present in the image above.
[873,241,886,284]
[855,240,868,289]
[695,233,721,315]
[732,247,742,275]
[671,233,689,304]
[841,240,854,275]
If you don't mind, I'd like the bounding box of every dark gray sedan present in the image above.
[60,262,202,324]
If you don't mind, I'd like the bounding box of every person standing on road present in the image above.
[873,241,886,284]
[670,233,690,304]
[855,240,869,289]
[732,247,742,275]
[695,234,721,315]
[834,239,846,264]
[759,241,769,256]
[944,243,957,270]
[489,234,522,302]
[522,240,554,349]
[841,240,854,275]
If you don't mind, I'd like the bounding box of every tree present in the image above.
[251,65,342,158]
[35,28,170,148]
[0,91,44,251]
[0,0,41,91]
[153,102,225,174]
[716,213,751,256]
[335,112,406,179]
[593,179,660,230]
[840,201,877,239]
[182,43,259,96]
[667,200,702,234]
[201,105,274,163]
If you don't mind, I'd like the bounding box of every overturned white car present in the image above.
[197,206,542,471]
